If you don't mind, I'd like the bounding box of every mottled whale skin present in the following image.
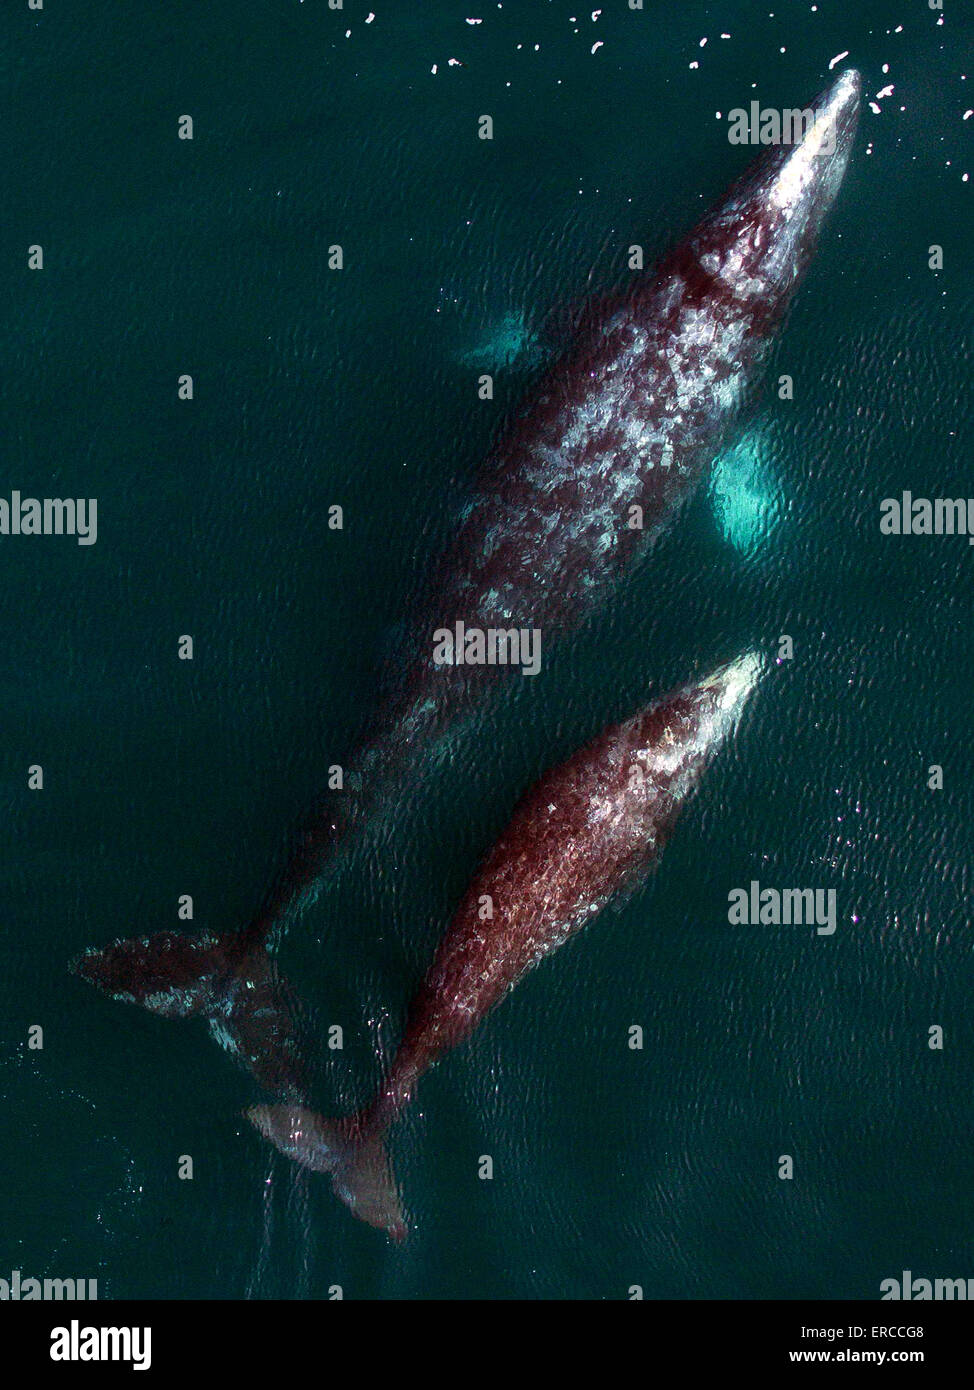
[73,73,858,1091]
[250,651,763,1238]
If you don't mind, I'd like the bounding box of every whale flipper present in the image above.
[248,1103,406,1241]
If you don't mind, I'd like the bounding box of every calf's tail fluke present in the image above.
[247,1103,407,1242]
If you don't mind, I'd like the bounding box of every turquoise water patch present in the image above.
[710,431,782,558]
[455,310,544,371]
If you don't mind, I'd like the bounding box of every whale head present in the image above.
[766,68,861,223]
[684,69,861,316]
[695,649,764,750]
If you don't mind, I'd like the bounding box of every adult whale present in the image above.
[250,650,763,1238]
[73,72,858,1087]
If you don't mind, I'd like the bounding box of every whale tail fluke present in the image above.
[71,930,309,1094]
[71,929,240,1018]
[247,1103,407,1242]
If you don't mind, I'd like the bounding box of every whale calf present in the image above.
[250,651,763,1238]
[73,73,858,1090]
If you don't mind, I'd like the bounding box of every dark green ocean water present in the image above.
[2,1,972,1299]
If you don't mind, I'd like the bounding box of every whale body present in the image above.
[73,72,858,1091]
[250,651,763,1238]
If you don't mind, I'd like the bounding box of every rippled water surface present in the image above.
[3,0,972,1298]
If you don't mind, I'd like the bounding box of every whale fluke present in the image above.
[247,1103,406,1241]
[72,931,308,1095]
[71,930,236,1017]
